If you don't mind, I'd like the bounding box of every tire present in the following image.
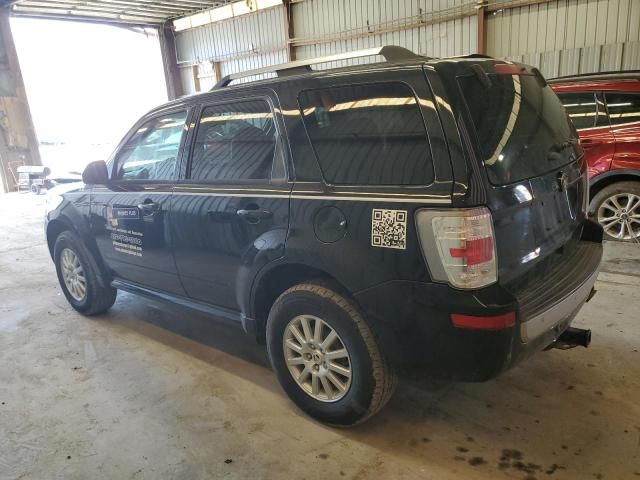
[590,181,640,242]
[53,231,117,315]
[266,281,396,426]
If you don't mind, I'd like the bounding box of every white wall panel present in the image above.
[487,0,640,77]
[292,0,477,61]
[174,0,639,95]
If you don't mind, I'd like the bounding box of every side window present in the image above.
[189,100,276,182]
[557,92,605,130]
[115,111,187,181]
[297,82,434,186]
[605,93,640,126]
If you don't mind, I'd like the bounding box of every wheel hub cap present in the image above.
[597,192,640,240]
[283,314,352,402]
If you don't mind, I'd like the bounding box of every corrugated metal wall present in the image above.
[293,0,477,65]
[174,0,640,95]
[175,5,288,92]
[487,0,640,77]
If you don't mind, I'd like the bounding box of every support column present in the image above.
[476,1,488,55]
[0,9,41,193]
[284,0,295,61]
[159,22,183,100]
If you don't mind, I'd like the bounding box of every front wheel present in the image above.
[54,231,117,315]
[266,282,395,426]
[591,181,640,241]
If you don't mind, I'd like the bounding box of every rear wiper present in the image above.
[550,140,578,152]
[547,140,578,161]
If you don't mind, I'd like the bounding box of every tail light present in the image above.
[415,207,497,289]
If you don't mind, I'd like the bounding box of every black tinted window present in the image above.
[459,74,578,185]
[605,93,640,126]
[557,92,608,130]
[190,100,275,182]
[115,111,187,181]
[297,83,434,185]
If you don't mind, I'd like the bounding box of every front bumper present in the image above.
[355,232,603,382]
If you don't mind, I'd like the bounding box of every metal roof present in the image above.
[4,0,230,26]
[547,71,640,84]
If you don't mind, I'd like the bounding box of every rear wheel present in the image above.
[54,231,117,315]
[266,282,395,426]
[591,181,640,241]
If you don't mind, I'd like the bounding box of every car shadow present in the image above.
[101,292,637,480]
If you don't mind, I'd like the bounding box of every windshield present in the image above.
[458,73,580,185]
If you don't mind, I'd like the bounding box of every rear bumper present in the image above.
[520,267,598,343]
[355,229,603,382]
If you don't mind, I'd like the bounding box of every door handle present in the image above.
[236,208,272,220]
[137,201,159,214]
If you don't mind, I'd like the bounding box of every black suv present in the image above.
[46,46,603,426]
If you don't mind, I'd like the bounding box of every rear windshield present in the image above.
[298,82,434,186]
[458,73,578,185]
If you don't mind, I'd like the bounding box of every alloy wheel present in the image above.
[60,248,87,301]
[282,314,352,402]
[597,193,640,240]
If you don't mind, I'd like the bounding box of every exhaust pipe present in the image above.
[552,327,591,350]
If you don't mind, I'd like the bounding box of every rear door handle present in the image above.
[236,208,272,220]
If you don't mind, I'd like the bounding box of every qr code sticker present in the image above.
[371,209,407,250]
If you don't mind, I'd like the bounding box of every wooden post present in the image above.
[212,61,222,84]
[191,65,201,93]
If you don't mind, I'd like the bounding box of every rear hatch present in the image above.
[454,61,589,284]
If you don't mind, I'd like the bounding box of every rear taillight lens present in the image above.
[415,207,497,289]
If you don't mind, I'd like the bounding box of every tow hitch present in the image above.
[552,327,592,350]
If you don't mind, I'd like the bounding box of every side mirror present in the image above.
[82,160,109,185]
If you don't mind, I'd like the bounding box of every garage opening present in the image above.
[11,17,168,180]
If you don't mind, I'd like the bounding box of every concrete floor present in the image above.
[1,192,639,480]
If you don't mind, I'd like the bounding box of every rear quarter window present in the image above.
[296,82,434,186]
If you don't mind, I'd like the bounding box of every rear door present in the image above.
[170,95,290,311]
[92,108,190,294]
[556,91,615,177]
[605,91,640,170]
[456,66,588,283]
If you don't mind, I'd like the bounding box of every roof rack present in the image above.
[212,45,427,89]
[548,70,640,83]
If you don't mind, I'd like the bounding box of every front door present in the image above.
[171,97,290,311]
[92,109,190,294]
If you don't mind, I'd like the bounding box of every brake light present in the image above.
[449,237,494,266]
[415,207,497,289]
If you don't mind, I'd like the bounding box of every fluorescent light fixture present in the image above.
[174,0,283,32]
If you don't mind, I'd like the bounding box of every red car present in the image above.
[550,72,640,241]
